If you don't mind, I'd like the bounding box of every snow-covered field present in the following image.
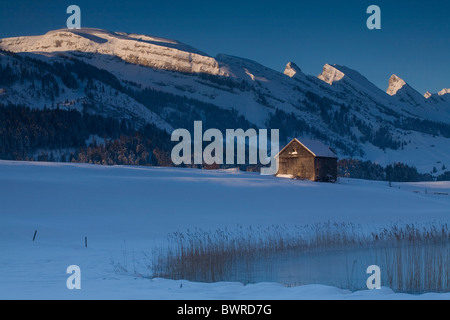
[0,160,448,300]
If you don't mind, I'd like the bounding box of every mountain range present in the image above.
[0,28,449,174]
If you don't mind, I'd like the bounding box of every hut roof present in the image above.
[276,138,338,158]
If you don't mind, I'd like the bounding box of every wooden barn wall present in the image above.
[277,140,315,180]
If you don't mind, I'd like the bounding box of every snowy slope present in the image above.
[0,51,173,131]
[319,64,392,101]
[0,161,449,299]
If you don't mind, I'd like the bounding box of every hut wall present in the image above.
[314,157,338,182]
[277,140,316,180]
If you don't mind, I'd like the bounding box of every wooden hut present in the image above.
[275,138,338,182]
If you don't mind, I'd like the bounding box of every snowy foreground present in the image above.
[0,160,449,300]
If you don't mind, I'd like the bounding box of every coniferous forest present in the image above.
[0,103,172,166]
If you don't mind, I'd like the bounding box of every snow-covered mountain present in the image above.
[0,28,223,75]
[387,74,426,106]
[425,88,450,106]
[0,28,449,174]
[386,74,450,118]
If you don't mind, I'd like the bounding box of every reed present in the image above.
[149,222,449,293]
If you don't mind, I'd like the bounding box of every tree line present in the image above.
[0,103,172,166]
[338,158,449,182]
